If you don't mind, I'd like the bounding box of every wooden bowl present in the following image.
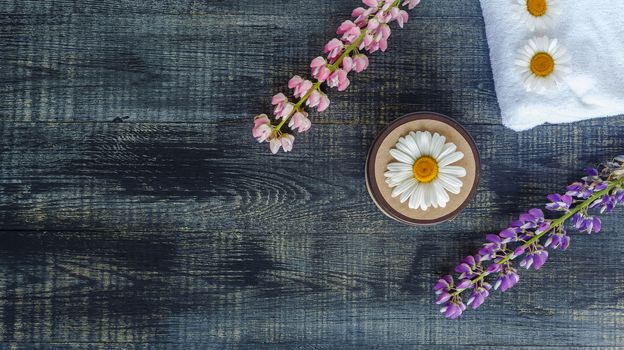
[365,112,480,226]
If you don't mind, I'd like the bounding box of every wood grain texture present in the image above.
[1,0,624,348]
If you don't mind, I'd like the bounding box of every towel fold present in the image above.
[480,0,624,131]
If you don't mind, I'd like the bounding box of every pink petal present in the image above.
[307,90,321,107]
[337,20,356,35]
[269,138,281,154]
[281,134,295,152]
[288,75,303,89]
[318,94,330,112]
[342,56,353,73]
[310,56,326,68]
[362,0,377,8]
[271,93,287,105]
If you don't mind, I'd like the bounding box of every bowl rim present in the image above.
[365,111,481,226]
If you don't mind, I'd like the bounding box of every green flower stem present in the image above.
[451,176,624,296]
[273,0,402,133]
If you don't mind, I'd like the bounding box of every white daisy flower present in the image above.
[384,131,466,211]
[513,0,561,31]
[515,36,571,93]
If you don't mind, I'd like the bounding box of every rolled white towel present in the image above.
[480,0,624,131]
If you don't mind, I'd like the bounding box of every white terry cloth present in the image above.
[480,0,624,131]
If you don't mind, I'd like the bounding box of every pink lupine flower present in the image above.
[362,0,378,8]
[337,20,357,35]
[403,0,421,10]
[353,7,374,27]
[382,0,395,10]
[311,57,331,82]
[324,39,344,61]
[367,18,380,31]
[289,111,312,133]
[308,91,330,112]
[318,93,330,112]
[341,26,361,44]
[290,78,313,98]
[275,102,294,119]
[288,75,303,89]
[353,54,369,72]
[252,114,273,143]
[342,56,353,73]
[397,10,409,28]
[271,93,287,106]
[270,133,295,153]
[327,69,350,91]
[280,134,295,152]
[272,93,292,117]
[253,0,422,154]
[269,137,282,154]
[306,90,321,108]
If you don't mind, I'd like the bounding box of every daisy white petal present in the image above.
[387,162,412,172]
[437,173,463,194]
[404,132,421,159]
[432,181,449,208]
[386,171,414,186]
[421,183,433,210]
[438,151,464,167]
[429,133,446,159]
[395,138,413,156]
[400,181,418,203]
[416,131,431,156]
[439,165,466,177]
[436,143,457,162]
[390,148,414,164]
[392,178,416,198]
[408,183,421,209]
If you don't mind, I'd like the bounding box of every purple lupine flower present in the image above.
[566,181,593,199]
[493,264,519,292]
[519,245,549,270]
[546,194,573,212]
[499,227,520,243]
[437,156,624,319]
[572,213,602,234]
[590,194,617,213]
[565,169,609,199]
[434,275,453,303]
[466,281,491,310]
[545,228,570,251]
[614,189,624,204]
[455,255,482,280]
[479,234,506,260]
[440,300,466,319]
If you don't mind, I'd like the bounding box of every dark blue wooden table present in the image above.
[2,0,624,348]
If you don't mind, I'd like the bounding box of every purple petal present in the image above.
[528,208,544,219]
[456,279,472,290]
[436,292,451,304]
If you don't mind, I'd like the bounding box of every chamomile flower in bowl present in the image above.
[515,36,570,93]
[513,0,561,31]
[365,112,480,226]
[384,131,466,210]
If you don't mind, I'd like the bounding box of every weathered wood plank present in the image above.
[0,224,623,347]
[0,0,499,124]
[1,120,624,233]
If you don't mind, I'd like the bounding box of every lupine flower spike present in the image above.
[436,156,624,319]
[252,0,421,154]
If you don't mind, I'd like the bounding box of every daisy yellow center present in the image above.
[530,52,555,77]
[527,0,547,17]
[412,156,439,183]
